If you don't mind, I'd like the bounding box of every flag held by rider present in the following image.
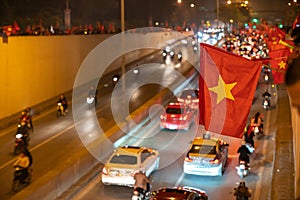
[199,43,262,138]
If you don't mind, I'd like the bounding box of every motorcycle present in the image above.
[177,51,182,62]
[56,102,65,117]
[236,160,249,178]
[14,133,29,155]
[252,125,263,136]
[263,73,269,83]
[193,45,198,52]
[86,95,95,109]
[263,68,271,84]
[112,74,120,86]
[233,184,251,200]
[263,98,270,110]
[132,187,150,200]
[162,50,167,61]
[12,166,32,192]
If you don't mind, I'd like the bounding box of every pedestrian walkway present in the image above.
[271,84,295,200]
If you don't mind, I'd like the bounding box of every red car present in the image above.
[151,187,208,200]
[177,89,199,110]
[160,103,195,131]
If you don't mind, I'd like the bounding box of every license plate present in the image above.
[168,124,177,129]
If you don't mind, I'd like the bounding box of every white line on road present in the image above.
[254,110,271,200]
[0,122,76,170]
[0,103,109,171]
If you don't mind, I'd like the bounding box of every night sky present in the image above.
[0,0,293,28]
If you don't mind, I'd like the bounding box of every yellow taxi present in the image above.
[183,134,229,176]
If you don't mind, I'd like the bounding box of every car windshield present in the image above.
[109,155,137,165]
[166,107,183,114]
[189,145,217,155]
[180,90,198,98]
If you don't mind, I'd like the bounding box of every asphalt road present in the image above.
[70,73,278,200]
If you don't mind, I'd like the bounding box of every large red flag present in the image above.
[199,43,262,138]
[269,48,290,84]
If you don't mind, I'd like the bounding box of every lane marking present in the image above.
[72,173,101,200]
[0,103,109,171]
[254,110,271,199]
[175,173,185,187]
[0,107,57,137]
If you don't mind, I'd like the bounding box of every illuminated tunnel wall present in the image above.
[0,32,177,119]
[0,35,111,119]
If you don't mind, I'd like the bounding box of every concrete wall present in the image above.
[0,35,111,118]
[290,105,300,199]
[0,31,179,119]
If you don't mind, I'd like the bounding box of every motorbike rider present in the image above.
[13,152,30,183]
[88,86,98,105]
[237,140,252,167]
[234,181,251,200]
[25,107,34,132]
[16,121,30,146]
[19,110,32,130]
[57,94,68,114]
[243,125,255,148]
[250,112,264,133]
[133,170,151,196]
[262,89,271,107]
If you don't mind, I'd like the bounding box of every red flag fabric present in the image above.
[199,43,262,138]
[269,48,290,84]
[13,21,20,32]
[267,26,287,50]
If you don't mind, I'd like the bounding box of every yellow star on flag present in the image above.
[209,75,237,104]
[278,60,286,69]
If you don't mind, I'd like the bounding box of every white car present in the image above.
[183,134,229,176]
[101,146,160,187]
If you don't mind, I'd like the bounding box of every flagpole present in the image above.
[217,0,219,27]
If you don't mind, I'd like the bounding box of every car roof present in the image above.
[166,102,184,108]
[152,187,207,199]
[179,89,199,98]
[192,137,219,146]
[114,146,145,155]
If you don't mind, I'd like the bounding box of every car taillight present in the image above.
[102,167,108,175]
[185,156,193,162]
[160,115,166,120]
[209,159,220,164]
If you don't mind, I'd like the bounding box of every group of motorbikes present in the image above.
[14,109,33,156]
[12,109,34,192]
[162,48,183,63]
[262,67,272,111]
[234,111,265,199]
[237,112,263,178]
